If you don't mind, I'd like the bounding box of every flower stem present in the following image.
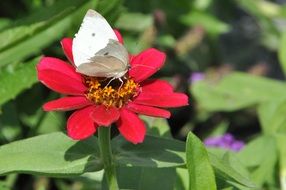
[98,127,119,190]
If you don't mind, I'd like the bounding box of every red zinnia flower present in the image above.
[37,30,188,144]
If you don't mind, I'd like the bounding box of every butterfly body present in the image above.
[72,9,129,79]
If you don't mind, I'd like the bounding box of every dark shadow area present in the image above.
[64,136,103,173]
[112,135,185,168]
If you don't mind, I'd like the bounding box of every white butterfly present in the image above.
[72,9,129,79]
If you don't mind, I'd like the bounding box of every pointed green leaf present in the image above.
[0,132,102,176]
[186,132,217,190]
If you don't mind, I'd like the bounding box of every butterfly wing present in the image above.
[94,39,129,65]
[72,9,118,67]
[76,57,126,77]
[76,39,129,77]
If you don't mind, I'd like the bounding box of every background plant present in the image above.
[0,0,286,189]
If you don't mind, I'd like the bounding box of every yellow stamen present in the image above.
[85,76,140,108]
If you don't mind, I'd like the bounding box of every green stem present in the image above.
[98,127,119,190]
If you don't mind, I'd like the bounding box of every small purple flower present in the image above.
[204,133,244,152]
[189,72,205,84]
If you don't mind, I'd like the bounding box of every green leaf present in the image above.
[0,174,16,190]
[0,0,94,68]
[192,0,212,10]
[0,132,102,176]
[0,22,44,52]
[279,31,286,77]
[117,167,176,190]
[141,116,172,138]
[115,119,176,190]
[18,0,94,25]
[258,98,286,134]
[192,72,286,111]
[0,19,11,31]
[237,135,277,186]
[186,132,217,190]
[275,134,286,190]
[138,168,176,189]
[236,0,281,18]
[112,133,255,188]
[208,151,256,189]
[112,131,256,189]
[157,35,176,48]
[37,112,65,134]
[238,135,276,167]
[181,11,230,36]
[117,167,142,189]
[56,171,103,190]
[112,135,185,168]
[0,182,9,190]
[20,105,64,135]
[0,57,39,106]
[115,12,153,32]
[175,168,189,190]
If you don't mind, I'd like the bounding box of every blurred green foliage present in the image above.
[1,0,286,189]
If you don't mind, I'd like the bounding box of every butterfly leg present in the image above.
[104,77,116,88]
[103,77,124,89]
[118,77,124,90]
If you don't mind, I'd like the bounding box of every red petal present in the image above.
[129,48,166,82]
[67,106,97,140]
[61,38,74,63]
[134,92,189,108]
[113,29,123,44]
[37,57,80,82]
[126,102,170,118]
[43,96,91,111]
[140,79,173,93]
[38,70,86,95]
[91,105,120,126]
[136,79,189,108]
[117,109,146,144]
[37,57,86,95]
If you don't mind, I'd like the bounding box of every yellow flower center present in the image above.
[85,76,140,108]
